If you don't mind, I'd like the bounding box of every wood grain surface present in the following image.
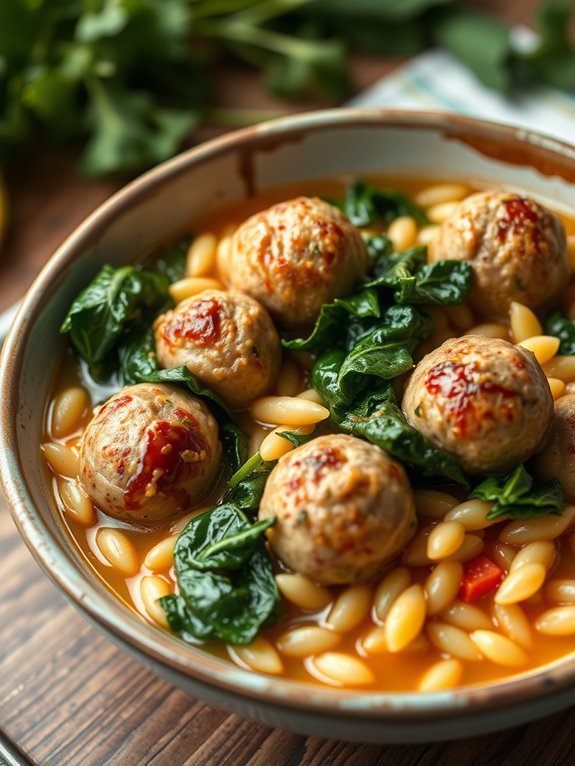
[2,2,574,764]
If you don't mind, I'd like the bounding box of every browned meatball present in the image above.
[432,191,568,318]
[535,395,575,501]
[402,335,553,475]
[154,290,281,408]
[258,434,417,585]
[228,197,369,328]
[79,383,221,522]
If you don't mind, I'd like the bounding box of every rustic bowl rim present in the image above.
[3,108,575,723]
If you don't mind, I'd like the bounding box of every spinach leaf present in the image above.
[333,305,432,410]
[173,540,281,645]
[398,260,472,305]
[334,287,382,318]
[370,245,427,281]
[64,240,190,385]
[284,233,470,486]
[161,453,284,645]
[545,311,575,355]
[339,180,429,227]
[311,349,348,411]
[60,265,170,381]
[160,593,216,642]
[471,464,564,520]
[220,422,249,476]
[368,246,473,305]
[119,326,159,383]
[282,287,380,352]
[226,457,277,516]
[229,453,265,488]
[293,303,430,415]
[364,233,393,261]
[285,247,470,354]
[143,235,190,283]
[161,427,319,645]
[313,371,468,486]
[175,505,276,571]
[282,303,348,353]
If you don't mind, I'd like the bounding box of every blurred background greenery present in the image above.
[1,0,574,183]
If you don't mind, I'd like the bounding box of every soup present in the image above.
[42,176,575,692]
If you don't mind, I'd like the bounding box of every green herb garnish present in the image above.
[470,464,563,520]
[2,1,573,177]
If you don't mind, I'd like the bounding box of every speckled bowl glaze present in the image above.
[3,110,575,744]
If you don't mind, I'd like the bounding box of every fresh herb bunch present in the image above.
[1,0,573,177]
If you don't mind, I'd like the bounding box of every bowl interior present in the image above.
[4,110,575,721]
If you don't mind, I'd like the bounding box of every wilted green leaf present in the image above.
[471,464,564,520]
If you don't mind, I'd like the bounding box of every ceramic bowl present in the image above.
[3,110,575,744]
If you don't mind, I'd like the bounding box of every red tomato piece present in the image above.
[459,554,503,603]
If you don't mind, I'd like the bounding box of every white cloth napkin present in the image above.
[348,41,575,146]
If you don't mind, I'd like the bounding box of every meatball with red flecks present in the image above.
[402,335,553,475]
[431,191,568,318]
[154,289,281,408]
[535,394,575,501]
[258,434,417,585]
[228,197,369,328]
[78,383,221,522]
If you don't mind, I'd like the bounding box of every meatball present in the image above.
[535,395,575,501]
[228,197,369,328]
[79,383,221,522]
[402,335,553,475]
[154,290,281,408]
[258,434,416,585]
[432,191,568,318]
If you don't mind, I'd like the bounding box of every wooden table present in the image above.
[5,2,575,764]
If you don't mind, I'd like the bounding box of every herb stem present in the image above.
[196,19,336,62]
